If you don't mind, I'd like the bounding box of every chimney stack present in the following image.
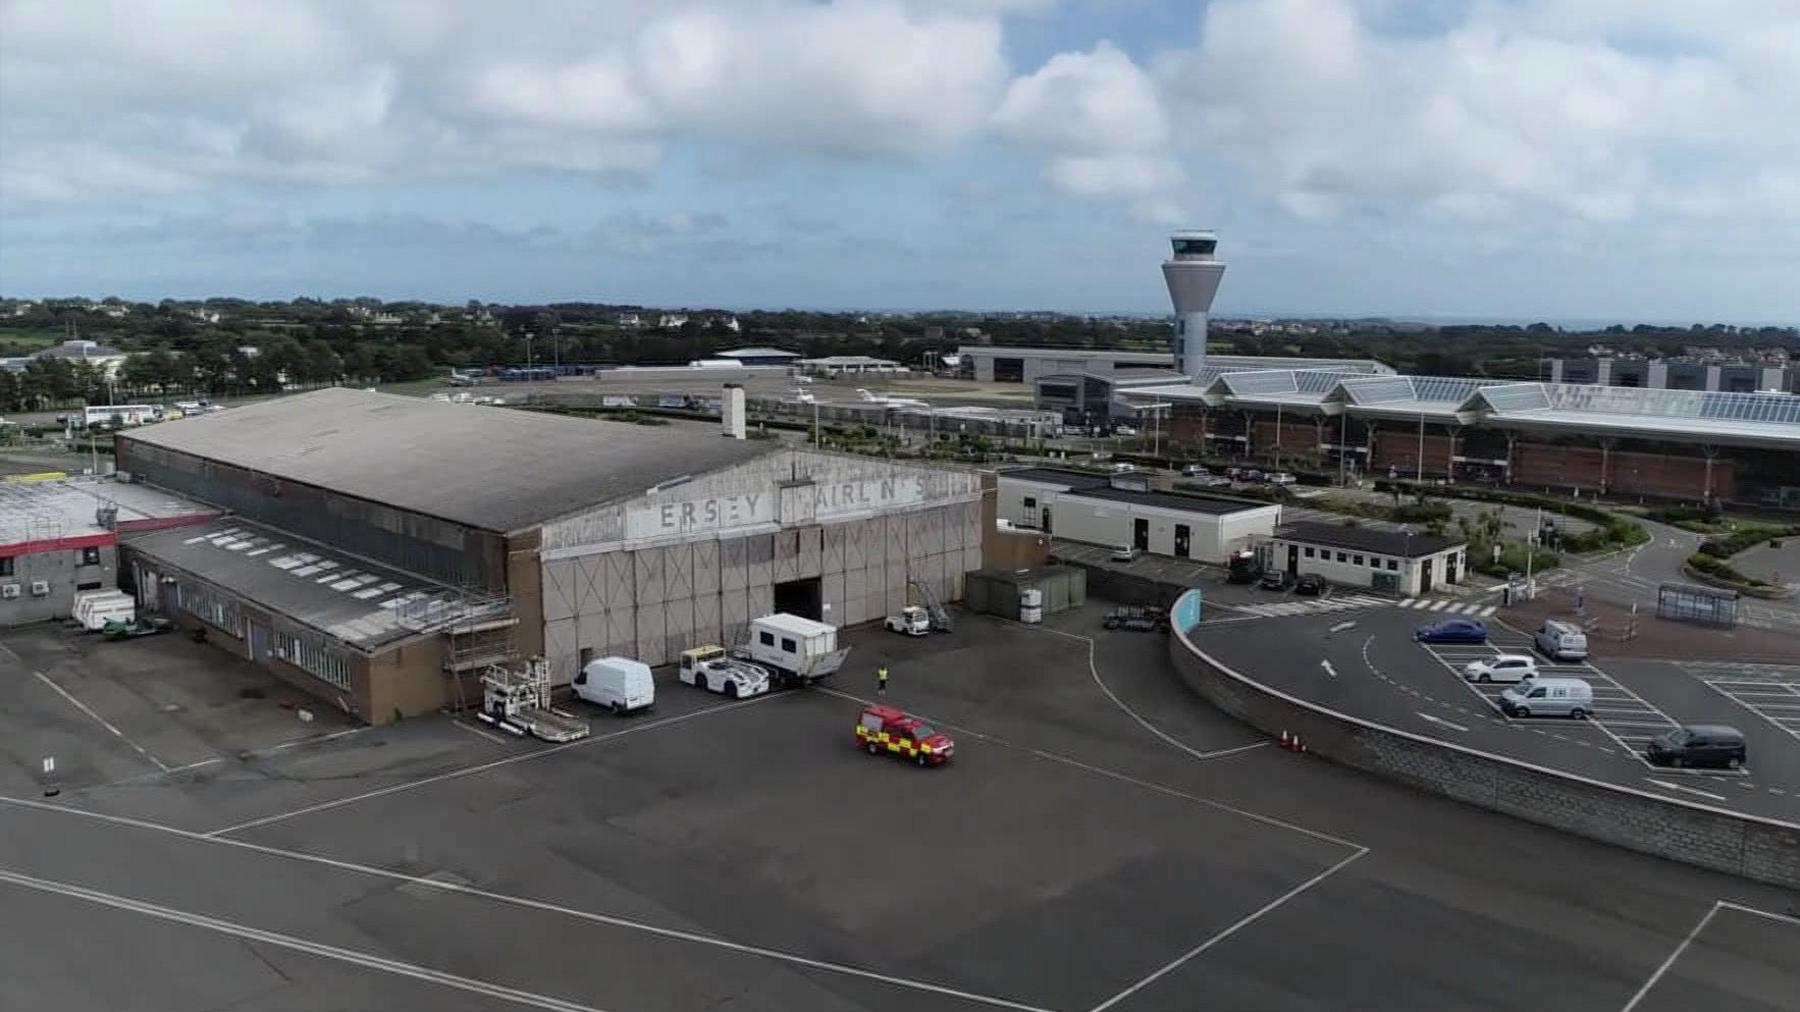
[722,383,747,439]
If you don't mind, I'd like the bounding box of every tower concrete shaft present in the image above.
[1163,230,1226,380]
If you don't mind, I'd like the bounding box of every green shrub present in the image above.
[1687,552,1769,587]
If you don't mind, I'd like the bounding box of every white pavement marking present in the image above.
[1417,713,1469,732]
[1427,600,1450,612]
[1328,621,1357,634]
[1620,903,1722,1012]
[1085,848,1369,1012]
[1027,628,1279,766]
[1320,660,1337,679]
[1645,779,1729,802]
[1477,606,1498,617]
[207,693,780,838]
[0,868,607,1012]
[250,726,371,756]
[0,795,1057,1012]
[451,720,508,744]
[31,670,169,773]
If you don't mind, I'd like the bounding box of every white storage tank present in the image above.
[1019,587,1043,624]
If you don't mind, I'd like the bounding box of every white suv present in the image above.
[1463,654,1538,684]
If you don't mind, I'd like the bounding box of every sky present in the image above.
[1,0,1796,323]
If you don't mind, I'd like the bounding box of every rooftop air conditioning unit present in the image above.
[1,584,19,599]
[29,580,50,597]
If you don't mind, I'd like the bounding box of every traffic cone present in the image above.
[1296,738,1308,754]
[1278,731,1291,750]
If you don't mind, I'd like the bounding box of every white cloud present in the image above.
[0,0,1009,203]
[993,42,1186,221]
[1156,0,1800,245]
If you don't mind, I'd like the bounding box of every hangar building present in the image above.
[115,389,982,723]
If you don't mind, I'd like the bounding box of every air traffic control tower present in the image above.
[1163,229,1226,379]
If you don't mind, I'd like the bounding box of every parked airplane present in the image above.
[856,388,930,409]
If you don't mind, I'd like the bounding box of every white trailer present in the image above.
[72,590,135,631]
[740,613,850,688]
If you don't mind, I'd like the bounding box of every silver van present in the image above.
[1534,619,1589,662]
[1499,677,1593,719]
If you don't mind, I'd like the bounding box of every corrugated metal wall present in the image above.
[540,497,982,679]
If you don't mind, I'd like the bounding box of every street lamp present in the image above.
[1399,524,1413,594]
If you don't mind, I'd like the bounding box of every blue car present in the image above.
[1415,618,1488,644]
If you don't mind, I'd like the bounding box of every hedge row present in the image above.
[1697,524,1800,559]
[1686,552,1770,588]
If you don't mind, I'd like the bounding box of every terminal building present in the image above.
[1111,231,1800,511]
[114,389,983,723]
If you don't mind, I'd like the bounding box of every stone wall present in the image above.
[1167,595,1800,887]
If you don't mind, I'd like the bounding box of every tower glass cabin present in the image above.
[1162,230,1226,379]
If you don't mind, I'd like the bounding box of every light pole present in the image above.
[1416,412,1426,483]
[1275,402,1284,471]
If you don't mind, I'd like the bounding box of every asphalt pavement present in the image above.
[4,608,1799,1011]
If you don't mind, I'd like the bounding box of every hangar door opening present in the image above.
[774,577,823,621]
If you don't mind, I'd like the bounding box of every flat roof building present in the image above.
[1266,520,1467,597]
[995,467,1281,564]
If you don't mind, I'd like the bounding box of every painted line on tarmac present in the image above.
[450,719,508,744]
[1030,626,1275,764]
[0,867,606,1012]
[31,670,169,773]
[1645,779,1729,802]
[1416,713,1468,732]
[249,726,371,757]
[1085,847,1369,1012]
[1620,901,1723,1012]
[0,795,1058,1012]
[205,693,781,838]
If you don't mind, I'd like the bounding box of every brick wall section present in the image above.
[1167,606,1800,888]
[1250,420,1326,453]
[1513,445,1733,500]
[1370,431,1457,477]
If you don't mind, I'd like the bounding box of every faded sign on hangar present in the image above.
[623,475,926,540]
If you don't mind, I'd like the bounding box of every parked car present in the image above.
[1260,569,1293,591]
[1463,653,1537,683]
[1499,677,1593,719]
[1198,475,1233,487]
[1241,469,1264,482]
[1646,724,1746,770]
[1534,619,1590,661]
[1110,544,1137,563]
[1295,573,1329,596]
[1415,618,1488,644]
[1182,463,1210,477]
[1266,472,1297,486]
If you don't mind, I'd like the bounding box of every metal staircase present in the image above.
[908,575,953,632]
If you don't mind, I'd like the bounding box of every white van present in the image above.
[1499,677,1593,719]
[573,656,655,714]
[1534,619,1589,661]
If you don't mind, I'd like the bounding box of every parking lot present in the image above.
[1414,629,1701,775]
[6,607,1800,1011]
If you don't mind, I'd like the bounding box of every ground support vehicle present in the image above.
[855,704,954,767]
[741,613,850,688]
[476,659,591,742]
[100,616,174,640]
[679,645,771,698]
[885,606,931,636]
[1103,605,1168,632]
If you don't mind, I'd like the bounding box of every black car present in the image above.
[1260,569,1293,591]
[1646,725,1746,770]
[1295,574,1329,596]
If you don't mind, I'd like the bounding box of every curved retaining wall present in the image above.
[1167,591,1800,888]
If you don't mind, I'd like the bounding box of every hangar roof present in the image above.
[119,388,778,533]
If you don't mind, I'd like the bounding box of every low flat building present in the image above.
[1265,520,1466,596]
[797,356,907,376]
[996,467,1280,563]
[0,476,217,626]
